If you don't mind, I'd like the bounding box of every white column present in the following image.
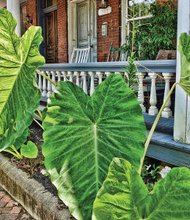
[161,73,173,118]
[148,72,158,115]
[174,0,190,143]
[7,0,21,36]
[137,73,146,113]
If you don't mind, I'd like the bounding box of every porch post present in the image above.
[174,0,190,143]
[6,0,21,36]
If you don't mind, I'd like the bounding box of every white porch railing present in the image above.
[37,60,176,118]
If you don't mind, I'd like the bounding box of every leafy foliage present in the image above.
[125,1,177,60]
[21,141,38,159]
[93,158,190,220]
[179,33,190,96]
[43,74,146,220]
[0,8,45,151]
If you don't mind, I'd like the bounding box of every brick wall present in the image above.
[57,0,68,63]
[97,0,121,62]
[25,0,68,63]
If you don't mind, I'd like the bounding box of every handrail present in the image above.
[38,60,176,73]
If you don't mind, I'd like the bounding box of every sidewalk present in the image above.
[0,187,34,220]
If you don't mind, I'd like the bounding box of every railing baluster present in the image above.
[148,72,158,115]
[161,73,174,118]
[97,72,103,85]
[61,71,67,81]
[81,71,87,94]
[74,71,80,86]
[46,71,51,97]
[42,71,47,97]
[105,72,111,78]
[68,71,73,82]
[38,72,42,92]
[56,71,61,82]
[89,71,95,96]
[137,72,146,113]
[51,71,56,92]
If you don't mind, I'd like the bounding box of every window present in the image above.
[127,0,154,36]
[44,0,57,8]
[121,0,155,58]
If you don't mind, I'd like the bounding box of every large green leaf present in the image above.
[0,8,45,151]
[93,158,190,220]
[43,74,146,219]
[179,33,190,96]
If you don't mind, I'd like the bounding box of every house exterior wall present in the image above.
[57,0,68,63]
[3,0,177,63]
[26,0,68,63]
[97,0,121,62]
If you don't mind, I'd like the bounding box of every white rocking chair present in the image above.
[70,47,90,63]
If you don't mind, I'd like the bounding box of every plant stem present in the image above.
[36,70,57,87]
[4,145,23,159]
[36,109,43,121]
[3,149,20,158]
[10,145,23,159]
[33,118,44,130]
[139,82,177,174]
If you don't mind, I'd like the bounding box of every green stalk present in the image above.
[139,82,177,174]
[3,149,20,159]
[34,118,44,130]
[36,108,43,120]
[36,69,57,87]
[4,145,23,159]
[10,145,23,159]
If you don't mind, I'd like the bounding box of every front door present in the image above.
[45,11,58,63]
[76,0,97,62]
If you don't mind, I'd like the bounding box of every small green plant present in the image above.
[142,162,161,191]
[4,141,38,159]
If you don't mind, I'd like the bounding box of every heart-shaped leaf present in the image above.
[0,8,45,151]
[21,141,38,159]
[179,33,190,96]
[93,158,190,220]
[43,74,146,219]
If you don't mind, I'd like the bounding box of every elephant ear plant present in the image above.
[93,32,190,220]
[0,8,45,158]
[42,74,146,219]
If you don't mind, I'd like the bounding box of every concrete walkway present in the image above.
[0,187,34,220]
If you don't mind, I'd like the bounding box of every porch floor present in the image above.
[145,113,190,167]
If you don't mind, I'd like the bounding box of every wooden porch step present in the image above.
[147,131,190,168]
[144,113,173,135]
[144,114,190,167]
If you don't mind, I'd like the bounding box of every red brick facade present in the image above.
[57,0,68,63]
[97,0,121,61]
[22,0,176,63]
[24,0,68,63]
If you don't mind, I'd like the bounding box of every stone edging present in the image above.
[0,154,72,220]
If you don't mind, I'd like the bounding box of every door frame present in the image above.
[67,0,97,61]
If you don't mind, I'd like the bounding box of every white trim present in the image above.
[121,0,127,45]
[127,15,153,22]
[43,5,58,14]
[174,0,190,144]
[68,0,97,62]
[7,0,21,36]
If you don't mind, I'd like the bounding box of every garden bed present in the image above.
[0,122,74,220]
[0,153,74,220]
